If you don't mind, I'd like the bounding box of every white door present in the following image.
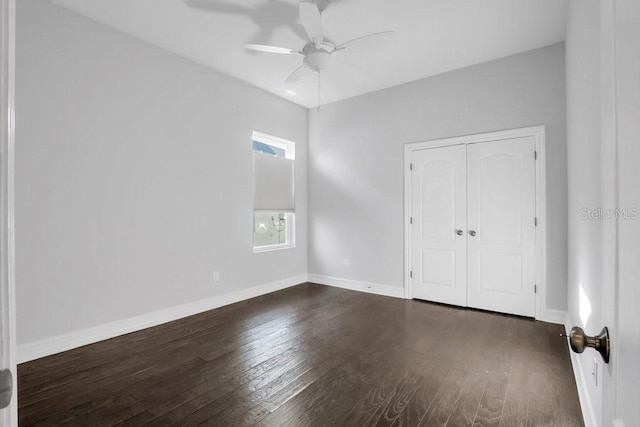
[409,136,537,318]
[410,145,467,306]
[601,0,640,424]
[467,138,536,317]
[0,0,17,424]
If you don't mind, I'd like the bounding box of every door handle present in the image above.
[468,230,477,236]
[561,326,610,363]
[455,229,464,236]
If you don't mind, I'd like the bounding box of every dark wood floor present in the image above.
[18,283,584,426]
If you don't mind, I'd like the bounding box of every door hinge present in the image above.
[534,284,537,293]
[410,217,413,225]
[534,150,538,160]
[409,163,413,171]
[535,217,538,227]
[409,271,413,279]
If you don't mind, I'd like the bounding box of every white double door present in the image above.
[410,137,536,317]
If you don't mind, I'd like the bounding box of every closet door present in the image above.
[466,137,536,317]
[410,145,467,306]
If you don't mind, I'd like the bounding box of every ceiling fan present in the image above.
[242,0,394,100]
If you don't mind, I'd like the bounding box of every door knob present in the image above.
[0,369,12,409]
[455,229,463,236]
[561,326,610,363]
[468,230,477,236]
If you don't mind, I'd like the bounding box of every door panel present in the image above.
[1,0,16,423]
[479,251,523,294]
[602,1,640,423]
[467,138,536,317]
[421,249,455,286]
[411,145,467,306]
[478,153,523,243]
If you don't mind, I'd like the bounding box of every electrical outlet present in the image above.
[344,258,351,268]
[592,358,598,386]
[213,271,220,282]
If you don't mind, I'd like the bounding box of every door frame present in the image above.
[1,0,17,424]
[403,126,552,321]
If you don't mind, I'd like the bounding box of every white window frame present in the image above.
[253,131,295,160]
[252,131,295,253]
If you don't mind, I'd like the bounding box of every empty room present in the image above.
[0,0,638,425]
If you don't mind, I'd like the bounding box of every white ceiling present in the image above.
[51,0,569,108]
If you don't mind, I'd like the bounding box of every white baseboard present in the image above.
[308,274,405,299]
[565,313,598,427]
[537,308,566,324]
[17,274,308,364]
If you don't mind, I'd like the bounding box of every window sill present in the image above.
[253,243,295,253]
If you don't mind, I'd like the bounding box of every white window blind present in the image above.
[253,152,294,212]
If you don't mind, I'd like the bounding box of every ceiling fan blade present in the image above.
[336,30,395,52]
[333,59,367,82]
[285,65,311,85]
[299,1,324,47]
[242,43,299,55]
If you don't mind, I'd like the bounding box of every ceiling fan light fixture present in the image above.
[303,50,335,71]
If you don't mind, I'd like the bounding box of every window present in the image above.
[252,131,295,252]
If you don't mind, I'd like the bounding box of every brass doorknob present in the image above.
[468,230,477,236]
[561,326,610,363]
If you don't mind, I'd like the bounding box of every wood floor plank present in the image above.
[19,284,344,387]
[498,359,531,427]
[415,312,502,426]
[418,367,469,427]
[19,285,357,415]
[471,360,510,427]
[19,284,337,380]
[342,370,407,426]
[370,373,423,426]
[126,291,381,425]
[17,283,584,427]
[445,369,491,427]
[259,299,427,426]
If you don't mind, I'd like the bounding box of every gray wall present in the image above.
[16,0,570,351]
[565,0,602,421]
[308,43,568,311]
[16,0,308,345]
